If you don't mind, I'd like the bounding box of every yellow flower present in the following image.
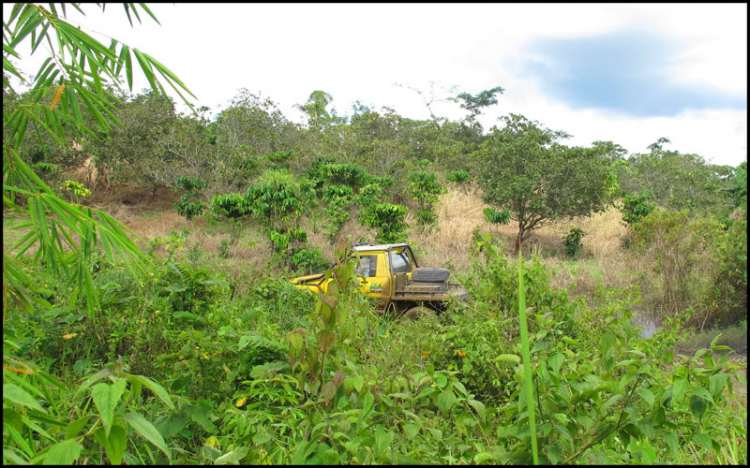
[421,351,430,358]
[236,397,248,407]
[62,333,77,340]
[457,350,466,358]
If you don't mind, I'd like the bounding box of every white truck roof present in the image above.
[352,243,408,252]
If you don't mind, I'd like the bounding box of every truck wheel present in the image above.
[403,306,437,321]
[412,267,450,283]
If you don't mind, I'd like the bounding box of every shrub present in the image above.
[483,207,510,225]
[321,184,353,202]
[447,170,471,183]
[620,190,656,225]
[360,203,409,243]
[175,176,207,221]
[174,197,205,221]
[564,227,587,257]
[209,193,251,219]
[290,247,330,274]
[408,171,444,227]
[631,208,722,326]
[318,163,368,188]
[265,150,294,169]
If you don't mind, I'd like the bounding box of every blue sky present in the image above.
[4,3,747,166]
[514,29,747,117]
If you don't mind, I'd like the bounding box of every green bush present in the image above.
[483,206,510,225]
[175,176,207,221]
[620,190,656,225]
[447,170,471,183]
[318,163,368,188]
[564,227,587,257]
[290,247,330,274]
[360,203,409,243]
[209,193,251,219]
[321,184,353,202]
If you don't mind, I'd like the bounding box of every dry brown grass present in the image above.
[5,181,635,301]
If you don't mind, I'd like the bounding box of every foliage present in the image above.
[359,203,409,243]
[447,170,471,183]
[477,114,614,250]
[616,148,735,217]
[620,190,657,225]
[63,179,92,203]
[174,176,206,221]
[564,227,587,257]
[449,86,505,121]
[629,208,745,328]
[246,178,302,231]
[265,150,294,170]
[209,193,251,219]
[318,163,369,188]
[321,184,354,202]
[290,247,330,274]
[483,206,511,225]
[408,171,445,227]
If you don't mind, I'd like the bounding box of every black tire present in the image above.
[412,267,450,283]
[402,306,437,321]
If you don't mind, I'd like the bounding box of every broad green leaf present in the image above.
[43,439,83,465]
[215,447,249,465]
[693,433,714,452]
[127,375,174,410]
[496,354,521,364]
[467,399,486,420]
[402,423,419,439]
[664,432,679,455]
[124,412,172,461]
[3,384,45,412]
[93,425,127,465]
[671,378,688,406]
[437,389,456,414]
[91,379,127,437]
[639,440,656,464]
[546,444,562,465]
[434,373,447,389]
[474,452,494,464]
[709,373,727,397]
[637,387,654,407]
[689,395,708,423]
[359,391,374,423]
[65,416,92,440]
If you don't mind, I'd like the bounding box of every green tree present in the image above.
[476,114,614,251]
[449,86,504,122]
[616,147,734,217]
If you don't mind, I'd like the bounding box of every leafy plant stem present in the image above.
[517,249,538,465]
[563,373,644,465]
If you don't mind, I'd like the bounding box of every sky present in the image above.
[5,3,748,166]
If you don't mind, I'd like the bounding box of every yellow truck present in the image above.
[290,243,468,317]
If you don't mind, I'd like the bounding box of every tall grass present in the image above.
[517,249,538,464]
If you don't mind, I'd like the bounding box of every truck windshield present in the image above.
[391,251,412,274]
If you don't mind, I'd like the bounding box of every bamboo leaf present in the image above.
[137,3,161,25]
[49,85,65,110]
[3,384,46,412]
[124,412,172,462]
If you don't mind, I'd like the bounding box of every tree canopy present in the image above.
[476,114,615,250]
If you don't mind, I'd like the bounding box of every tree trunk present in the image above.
[516,224,525,253]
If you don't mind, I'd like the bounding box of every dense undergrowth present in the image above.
[3,226,746,465]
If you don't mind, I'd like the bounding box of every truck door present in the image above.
[356,253,390,307]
